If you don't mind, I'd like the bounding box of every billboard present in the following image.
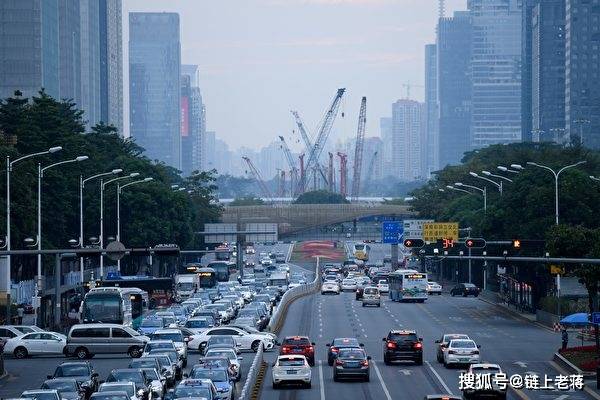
[204,223,236,244]
[245,223,278,243]
[422,222,459,242]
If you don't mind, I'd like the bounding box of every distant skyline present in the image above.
[123,0,466,152]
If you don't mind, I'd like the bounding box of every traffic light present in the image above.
[464,238,487,249]
[512,239,522,249]
[403,238,425,248]
[152,244,180,256]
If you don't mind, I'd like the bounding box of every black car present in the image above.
[326,338,364,366]
[105,369,152,400]
[450,283,480,297]
[355,287,364,300]
[333,348,371,382]
[41,378,85,400]
[48,362,99,398]
[382,330,423,365]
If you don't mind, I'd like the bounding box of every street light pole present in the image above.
[469,172,502,195]
[455,182,487,212]
[526,161,586,225]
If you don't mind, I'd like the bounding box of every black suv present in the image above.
[382,330,423,365]
[450,283,480,297]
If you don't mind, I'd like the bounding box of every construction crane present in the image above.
[402,83,424,100]
[364,151,378,195]
[242,156,273,201]
[290,111,328,186]
[278,135,298,191]
[337,152,348,198]
[297,88,346,194]
[351,97,367,201]
[328,152,334,192]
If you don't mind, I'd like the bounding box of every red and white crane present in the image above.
[351,97,367,201]
[337,152,348,198]
[242,156,273,201]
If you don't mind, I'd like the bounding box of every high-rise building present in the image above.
[129,12,181,169]
[58,0,81,104]
[379,117,393,177]
[521,0,536,142]
[468,0,522,147]
[424,44,438,176]
[204,131,216,171]
[531,0,566,143]
[391,99,426,182]
[437,11,472,167]
[99,0,123,133]
[80,0,101,129]
[0,0,60,99]
[565,0,600,148]
[181,65,205,175]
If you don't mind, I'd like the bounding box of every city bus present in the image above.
[80,287,147,328]
[215,245,231,261]
[207,261,233,282]
[197,267,217,288]
[98,275,175,309]
[353,243,370,261]
[388,269,428,303]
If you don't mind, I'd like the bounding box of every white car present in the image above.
[142,340,177,358]
[245,247,255,254]
[3,331,66,359]
[21,390,60,400]
[184,317,214,334]
[150,329,188,366]
[463,363,507,399]
[261,258,272,266]
[272,355,312,389]
[427,281,443,295]
[99,382,141,400]
[341,279,357,291]
[443,339,481,368]
[321,282,340,295]
[204,348,244,379]
[188,327,275,353]
[376,279,389,293]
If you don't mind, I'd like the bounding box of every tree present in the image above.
[230,196,265,206]
[294,190,349,204]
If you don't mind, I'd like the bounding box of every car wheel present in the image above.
[463,293,467,297]
[451,291,455,297]
[328,359,333,366]
[128,346,142,358]
[383,355,391,365]
[75,347,90,360]
[362,303,365,307]
[364,374,370,382]
[272,382,279,390]
[251,340,261,352]
[305,382,312,389]
[199,342,206,352]
[182,358,187,368]
[13,346,28,359]
[333,373,338,382]
[415,357,423,366]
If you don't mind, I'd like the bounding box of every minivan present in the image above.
[65,324,150,359]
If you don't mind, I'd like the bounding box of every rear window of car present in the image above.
[282,337,310,346]
[364,288,378,295]
[450,340,476,348]
[389,333,418,342]
[338,349,365,359]
[443,334,469,342]
[279,358,305,367]
[333,338,359,347]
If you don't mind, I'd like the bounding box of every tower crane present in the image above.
[278,135,298,191]
[351,97,367,201]
[402,83,424,100]
[290,110,328,186]
[364,151,378,194]
[242,156,273,201]
[297,88,346,194]
[328,152,334,192]
[337,152,348,198]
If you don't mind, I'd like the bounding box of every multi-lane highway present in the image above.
[261,243,591,400]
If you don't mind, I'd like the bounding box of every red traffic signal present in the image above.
[464,238,486,249]
[403,238,425,248]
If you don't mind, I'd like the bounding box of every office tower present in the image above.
[437,11,472,167]
[0,0,60,99]
[521,0,536,142]
[204,131,216,171]
[129,12,181,169]
[424,44,438,175]
[531,0,566,143]
[391,99,426,182]
[80,0,101,128]
[181,65,205,175]
[469,0,522,147]
[99,0,123,133]
[58,0,81,104]
[379,117,393,177]
[565,0,600,148]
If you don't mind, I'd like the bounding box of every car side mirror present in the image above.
[92,372,99,378]
[325,343,331,347]
[311,342,316,346]
[47,375,53,379]
[366,356,372,360]
[435,339,441,343]
[382,338,386,342]
[419,337,423,341]
[359,343,364,347]
[477,345,481,349]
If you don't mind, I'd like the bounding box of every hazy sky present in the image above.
[123,0,467,152]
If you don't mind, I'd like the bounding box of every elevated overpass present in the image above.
[221,203,417,235]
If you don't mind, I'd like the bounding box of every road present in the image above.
[0,243,292,399]
[260,243,593,400]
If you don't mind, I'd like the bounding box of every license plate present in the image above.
[286,370,297,374]
[459,357,470,361]
[292,349,302,353]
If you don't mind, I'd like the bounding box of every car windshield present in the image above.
[206,350,236,360]
[191,369,228,382]
[150,350,178,361]
[146,342,175,351]
[464,284,476,288]
[41,381,76,392]
[283,337,310,346]
[107,371,143,384]
[186,319,211,328]
[208,336,234,345]
[151,333,183,342]
[22,393,58,400]
[363,288,378,294]
[151,356,171,368]
[130,359,157,369]
[451,340,477,349]
[278,358,305,367]
[141,319,163,327]
[390,333,417,342]
[338,349,365,359]
[173,386,210,399]
[199,358,228,369]
[141,369,160,380]
[55,365,89,377]
[92,395,129,400]
[100,385,134,397]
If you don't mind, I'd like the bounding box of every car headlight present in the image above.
[137,389,145,397]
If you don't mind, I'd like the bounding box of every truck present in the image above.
[267,272,289,292]
[175,274,199,300]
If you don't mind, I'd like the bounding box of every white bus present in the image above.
[388,269,428,302]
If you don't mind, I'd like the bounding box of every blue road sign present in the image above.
[592,312,600,324]
[382,221,403,244]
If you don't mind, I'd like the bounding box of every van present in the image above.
[65,324,150,359]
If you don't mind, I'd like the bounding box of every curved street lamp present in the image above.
[469,171,502,194]
[455,182,487,212]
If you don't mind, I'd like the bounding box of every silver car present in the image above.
[65,324,149,359]
[361,287,381,307]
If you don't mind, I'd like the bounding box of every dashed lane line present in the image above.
[318,360,326,400]
[371,362,393,400]
[425,361,454,395]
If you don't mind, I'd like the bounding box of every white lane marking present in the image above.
[398,369,411,376]
[425,361,454,395]
[318,360,326,400]
[372,362,393,400]
[514,361,528,368]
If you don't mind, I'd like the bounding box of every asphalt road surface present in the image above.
[260,243,593,400]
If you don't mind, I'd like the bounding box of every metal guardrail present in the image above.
[238,258,321,400]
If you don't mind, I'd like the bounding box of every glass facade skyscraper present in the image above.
[129,12,181,169]
[468,0,522,147]
[99,0,123,134]
[424,44,439,175]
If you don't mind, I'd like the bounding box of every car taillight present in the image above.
[331,347,339,353]
[414,342,422,350]
[282,346,290,353]
[335,359,344,366]
[306,346,314,353]
[361,360,369,367]
[386,341,396,349]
